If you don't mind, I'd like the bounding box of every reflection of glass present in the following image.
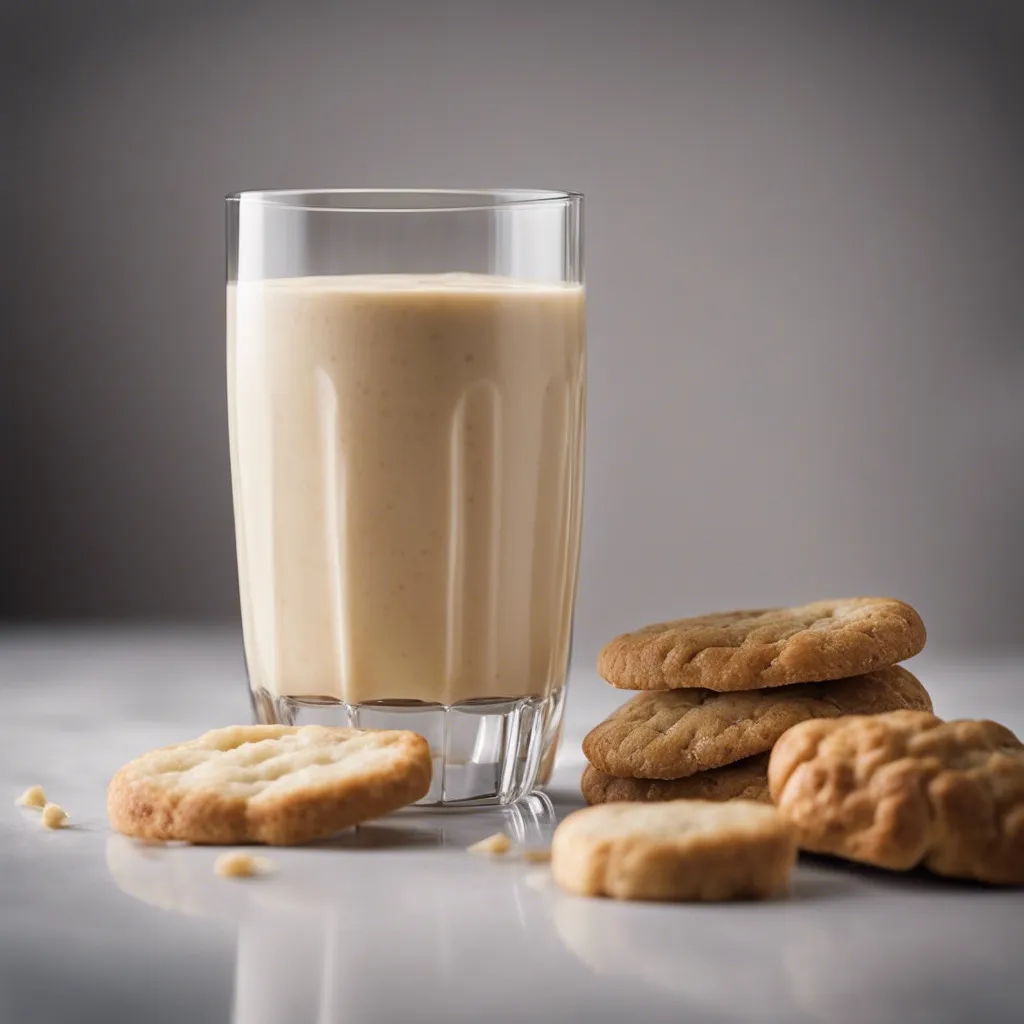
[107,796,557,1023]
[227,190,585,806]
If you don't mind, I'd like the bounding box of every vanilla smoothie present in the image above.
[227,274,585,707]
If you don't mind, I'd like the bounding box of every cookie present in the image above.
[108,725,432,846]
[598,597,925,691]
[551,800,797,901]
[583,666,931,780]
[769,710,1024,885]
[581,754,770,805]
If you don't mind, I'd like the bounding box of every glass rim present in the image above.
[225,187,582,214]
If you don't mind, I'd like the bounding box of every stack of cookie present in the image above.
[581,598,930,806]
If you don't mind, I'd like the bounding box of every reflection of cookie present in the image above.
[770,711,1024,885]
[551,800,796,901]
[553,883,801,1011]
[584,667,931,780]
[598,598,925,691]
[581,755,770,805]
[108,725,432,846]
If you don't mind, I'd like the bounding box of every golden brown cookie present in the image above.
[108,725,432,846]
[598,598,926,691]
[583,666,931,780]
[769,710,1024,885]
[581,754,770,805]
[551,800,797,901]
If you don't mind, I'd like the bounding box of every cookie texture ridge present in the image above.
[551,800,797,901]
[583,666,931,780]
[769,710,1024,885]
[581,755,770,806]
[598,598,926,691]
[108,725,432,846]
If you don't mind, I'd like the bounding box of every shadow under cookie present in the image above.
[794,851,1018,892]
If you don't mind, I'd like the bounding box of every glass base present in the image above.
[250,687,566,807]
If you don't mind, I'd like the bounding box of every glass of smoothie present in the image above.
[226,189,585,805]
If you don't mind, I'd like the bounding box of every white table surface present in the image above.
[1,629,1022,1024]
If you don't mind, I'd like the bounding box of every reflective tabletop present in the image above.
[2,630,1022,1023]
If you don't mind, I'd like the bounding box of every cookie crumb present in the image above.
[214,852,272,878]
[467,833,512,855]
[41,803,68,829]
[522,848,552,864]
[16,786,47,809]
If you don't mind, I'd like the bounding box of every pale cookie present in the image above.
[108,725,432,846]
[584,666,931,780]
[598,597,925,691]
[769,710,1024,885]
[581,754,771,805]
[552,800,796,901]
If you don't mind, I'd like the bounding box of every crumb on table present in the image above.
[16,786,47,809]
[41,803,68,829]
[214,852,272,878]
[522,848,552,864]
[467,833,512,855]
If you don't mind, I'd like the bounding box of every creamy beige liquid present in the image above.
[227,274,585,705]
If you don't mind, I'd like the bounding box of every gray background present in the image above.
[4,0,1023,661]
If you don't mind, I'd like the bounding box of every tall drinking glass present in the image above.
[226,189,585,805]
